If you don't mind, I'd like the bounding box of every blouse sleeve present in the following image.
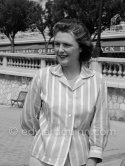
[20,70,42,135]
[88,77,110,162]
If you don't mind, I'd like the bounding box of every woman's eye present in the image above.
[54,42,60,47]
[63,43,71,48]
[54,42,71,48]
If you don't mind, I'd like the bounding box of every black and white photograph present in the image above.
[0,0,125,166]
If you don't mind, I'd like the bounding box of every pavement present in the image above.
[0,105,125,166]
[99,121,125,166]
[0,105,33,166]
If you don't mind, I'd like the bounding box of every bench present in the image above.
[11,91,27,108]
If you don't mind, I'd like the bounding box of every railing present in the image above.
[0,57,2,66]
[90,57,125,88]
[96,57,125,78]
[0,53,57,69]
[0,52,125,84]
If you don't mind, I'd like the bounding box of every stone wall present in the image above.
[108,87,125,121]
[0,74,32,105]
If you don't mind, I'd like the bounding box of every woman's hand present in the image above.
[86,158,98,166]
[120,159,125,166]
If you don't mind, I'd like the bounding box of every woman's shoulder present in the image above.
[38,64,59,77]
[91,69,106,84]
[92,70,103,78]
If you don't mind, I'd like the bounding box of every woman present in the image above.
[21,19,109,166]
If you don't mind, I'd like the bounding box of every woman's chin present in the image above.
[57,59,69,67]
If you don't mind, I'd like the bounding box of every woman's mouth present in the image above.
[58,55,68,58]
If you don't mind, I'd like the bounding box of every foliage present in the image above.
[0,0,125,54]
[0,0,35,52]
[29,0,64,54]
[43,0,125,40]
[28,1,48,53]
[101,0,123,30]
[28,0,125,54]
[42,0,101,39]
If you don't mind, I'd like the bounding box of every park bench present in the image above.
[11,91,27,108]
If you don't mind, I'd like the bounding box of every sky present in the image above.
[31,0,48,8]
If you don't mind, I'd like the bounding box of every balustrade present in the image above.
[95,57,125,78]
[0,57,3,66]
[0,53,125,81]
[103,62,124,78]
[7,57,41,69]
[102,63,125,77]
[46,58,58,66]
[0,53,57,70]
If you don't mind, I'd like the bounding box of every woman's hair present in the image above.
[53,18,93,63]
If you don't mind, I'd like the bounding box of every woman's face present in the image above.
[54,32,81,67]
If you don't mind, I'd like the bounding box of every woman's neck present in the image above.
[62,64,81,80]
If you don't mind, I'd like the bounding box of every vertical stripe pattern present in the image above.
[21,64,109,166]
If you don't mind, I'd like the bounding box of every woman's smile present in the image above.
[58,54,68,58]
[54,32,81,67]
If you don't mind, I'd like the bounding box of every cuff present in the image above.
[88,146,103,163]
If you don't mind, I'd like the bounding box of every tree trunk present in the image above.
[42,33,48,55]
[8,35,15,53]
[45,42,48,54]
[11,38,15,53]
[46,36,53,54]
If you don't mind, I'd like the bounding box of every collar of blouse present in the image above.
[50,64,95,79]
[50,64,95,91]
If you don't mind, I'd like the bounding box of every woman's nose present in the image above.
[58,44,64,53]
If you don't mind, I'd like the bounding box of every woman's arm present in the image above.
[88,77,110,165]
[120,159,125,166]
[86,158,98,166]
[20,70,42,135]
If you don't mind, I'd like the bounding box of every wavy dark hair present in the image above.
[53,18,93,64]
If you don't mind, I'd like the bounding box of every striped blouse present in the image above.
[21,64,109,166]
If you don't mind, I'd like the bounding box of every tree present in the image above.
[29,0,64,54]
[44,0,65,53]
[0,0,35,52]
[43,0,100,39]
[43,0,125,40]
[101,0,123,31]
[28,1,48,54]
[29,0,125,54]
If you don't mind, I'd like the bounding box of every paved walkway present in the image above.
[0,105,33,166]
[99,120,125,166]
[0,105,125,166]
